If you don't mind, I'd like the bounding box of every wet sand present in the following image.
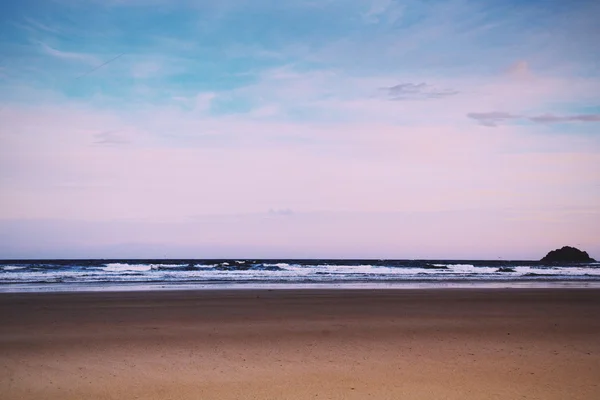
[1,289,599,399]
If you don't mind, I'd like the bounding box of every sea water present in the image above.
[1,259,599,292]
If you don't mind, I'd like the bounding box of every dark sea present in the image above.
[1,259,599,292]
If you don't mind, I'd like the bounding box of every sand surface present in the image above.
[1,288,599,399]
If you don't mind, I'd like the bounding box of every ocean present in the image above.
[1,259,599,292]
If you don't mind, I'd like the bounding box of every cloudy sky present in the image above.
[1,0,599,259]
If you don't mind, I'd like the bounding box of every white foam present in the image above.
[2,266,26,271]
[2,261,599,287]
[514,266,600,276]
[151,264,188,269]
[102,263,152,272]
[449,264,497,274]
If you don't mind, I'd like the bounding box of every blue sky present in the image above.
[0,0,599,259]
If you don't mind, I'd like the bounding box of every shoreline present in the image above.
[2,279,600,293]
[2,288,600,399]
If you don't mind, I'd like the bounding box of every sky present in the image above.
[0,0,599,259]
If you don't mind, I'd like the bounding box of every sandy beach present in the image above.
[1,288,599,399]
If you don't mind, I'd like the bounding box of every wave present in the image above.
[102,263,191,272]
[2,266,26,271]
[1,260,599,287]
[103,263,153,272]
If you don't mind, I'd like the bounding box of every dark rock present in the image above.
[541,246,595,263]
[496,267,516,273]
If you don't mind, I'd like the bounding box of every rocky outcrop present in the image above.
[541,246,595,263]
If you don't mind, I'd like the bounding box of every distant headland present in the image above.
[541,246,596,263]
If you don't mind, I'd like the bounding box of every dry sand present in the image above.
[1,289,599,399]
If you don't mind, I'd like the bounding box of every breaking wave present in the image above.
[1,259,598,287]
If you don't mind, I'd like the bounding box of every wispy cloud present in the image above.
[268,208,294,217]
[468,112,600,127]
[38,42,98,64]
[529,114,600,123]
[363,0,399,24]
[194,92,216,112]
[23,17,62,34]
[506,60,531,79]
[93,130,130,145]
[382,82,458,100]
[467,112,522,127]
